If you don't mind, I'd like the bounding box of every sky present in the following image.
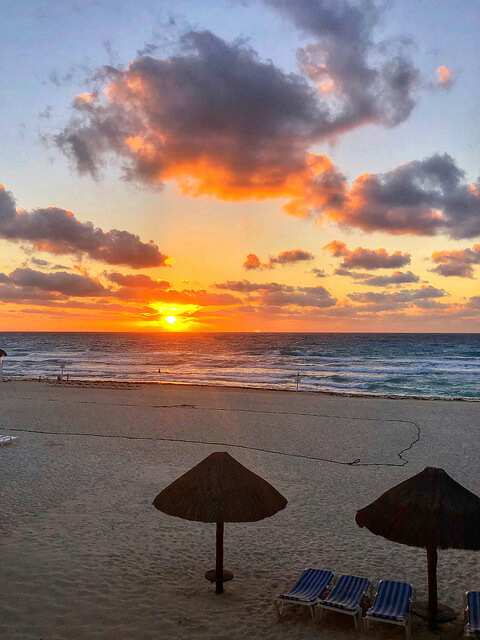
[0,0,479,332]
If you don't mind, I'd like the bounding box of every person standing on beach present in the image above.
[0,349,6,383]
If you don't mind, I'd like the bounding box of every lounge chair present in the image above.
[465,591,480,637]
[0,435,18,446]
[365,580,414,639]
[317,574,371,629]
[275,568,334,621]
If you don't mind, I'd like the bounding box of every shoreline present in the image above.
[2,375,479,403]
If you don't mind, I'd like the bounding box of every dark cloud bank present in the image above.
[0,184,167,268]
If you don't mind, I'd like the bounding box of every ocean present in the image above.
[0,332,479,400]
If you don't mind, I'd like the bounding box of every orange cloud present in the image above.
[325,242,411,269]
[324,240,350,257]
[73,92,97,104]
[243,254,263,270]
[243,249,314,270]
[56,33,358,216]
[436,65,452,86]
[431,245,480,277]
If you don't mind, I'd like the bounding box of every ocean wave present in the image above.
[1,332,478,400]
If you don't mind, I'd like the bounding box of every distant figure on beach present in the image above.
[0,349,6,383]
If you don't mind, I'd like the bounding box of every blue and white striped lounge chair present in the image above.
[365,580,414,640]
[275,568,334,621]
[465,591,480,637]
[317,574,371,629]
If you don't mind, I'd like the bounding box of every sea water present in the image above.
[0,332,479,400]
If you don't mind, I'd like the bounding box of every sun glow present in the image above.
[165,315,177,324]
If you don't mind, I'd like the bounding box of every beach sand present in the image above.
[0,380,479,639]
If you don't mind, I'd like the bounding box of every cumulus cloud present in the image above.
[243,254,268,271]
[0,266,241,311]
[324,240,350,257]
[243,249,314,270]
[0,183,168,268]
[260,285,337,308]
[311,268,326,278]
[360,270,420,286]
[413,299,450,310]
[324,241,411,269]
[47,16,479,241]
[334,267,372,278]
[265,0,419,128]
[327,154,480,239]
[348,285,445,305]
[0,268,109,298]
[51,20,480,241]
[29,257,50,267]
[214,279,336,308]
[56,21,423,218]
[105,272,171,289]
[436,65,453,88]
[0,284,67,303]
[55,32,349,199]
[271,249,315,264]
[215,280,294,293]
[430,245,480,278]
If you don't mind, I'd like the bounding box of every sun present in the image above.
[165,315,177,325]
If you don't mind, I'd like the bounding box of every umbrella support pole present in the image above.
[205,522,233,593]
[411,549,456,627]
[216,521,224,594]
[427,547,438,627]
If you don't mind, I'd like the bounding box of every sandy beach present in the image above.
[1,380,479,640]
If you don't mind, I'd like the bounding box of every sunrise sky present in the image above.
[1,0,479,331]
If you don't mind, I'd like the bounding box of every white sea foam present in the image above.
[0,332,478,399]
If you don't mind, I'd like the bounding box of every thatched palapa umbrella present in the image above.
[153,451,287,594]
[356,467,480,627]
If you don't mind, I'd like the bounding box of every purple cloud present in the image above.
[0,184,168,269]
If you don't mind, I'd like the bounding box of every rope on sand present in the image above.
[4,403,421,468]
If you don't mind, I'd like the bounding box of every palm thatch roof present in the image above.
[153,451,287,523]
[356,466,480,550]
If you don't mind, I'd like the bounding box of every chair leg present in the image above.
[405,615,411,640]
[364,617,370,633]
[274,600,283,618]
[353,612,359,631]
[317,607,323,624]
[309,605,316,621]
